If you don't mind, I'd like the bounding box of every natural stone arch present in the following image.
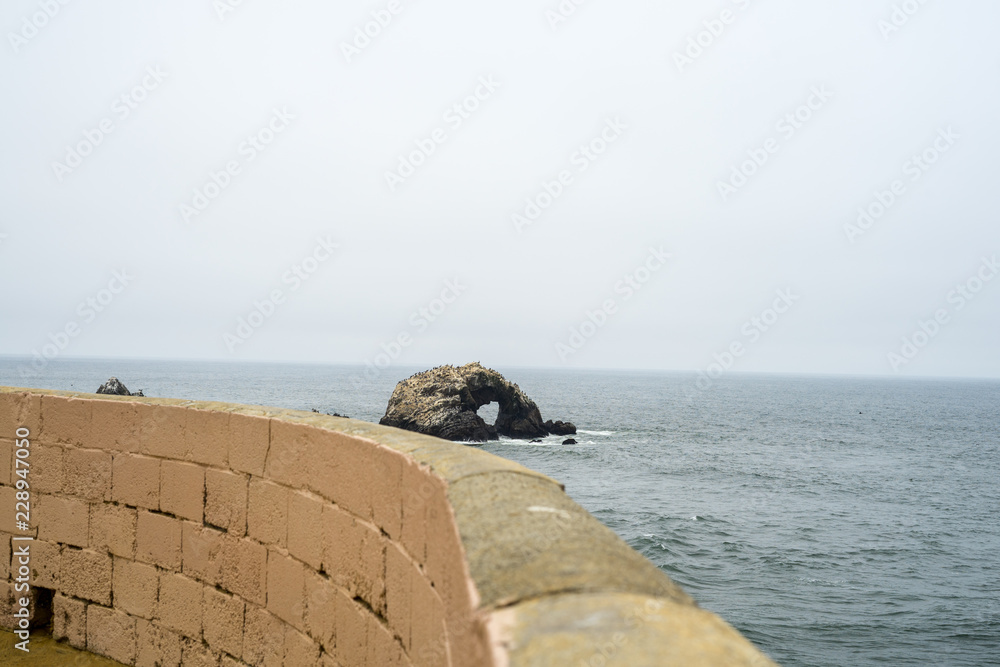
[379,363,576,442]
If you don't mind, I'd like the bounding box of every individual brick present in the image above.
[334,591,368,667]
[287,491,323,570]
[228,413,270,477]
[138,405,188,460]
[160,460,205,522]
[158,572,203,640]
[182,522,225,586]
[113,558,159,619]
[40,395,91,446]
[136,511,182,570]
[61,548,113,605]
[247,478,288,548]
[320,502,350,575]
[63,448,113,500]
[136,618,183,667]
[266,421,317,489]
[0,438,12,486]
[267,549,306,631]
[410,575,447,667]
[184,408,229,468]
[205,468,248,536]
[304,430,338,505]
[285,626,320,666]
[0,581,17,630]
[29,540,61,589]
[443,610,481,667]
[0,535,9,580]
[385,542,414,651]
[29,442,64,495]
[368,613,408,667]
[34,493,88,546]
[88,398,141,453]
[87,604,137,665]
[0,486,17,535]
[423,490,477,626]
[400,460,437,565]
[204,586,244,658]
[334,435,376,521]
[181,637,222,667]
[243,605,285,667]
[53,592,88,649]
[220,537,267,606]
[303,570,337,651]
[0,393,40,441]
[321,505,386,614]
[371,446,406,540]
[90,502,137,558]
[308,432,374,521]
[112,453,160,509]
[320,654,341,667]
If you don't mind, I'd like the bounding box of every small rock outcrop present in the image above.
[379,362,576,442]
[545,420,577,436]
[312,409,350,418]
[96,377,144,397]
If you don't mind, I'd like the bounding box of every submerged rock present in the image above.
[379,362,576,442]
[96,377,144,397]
[562,438,577,445]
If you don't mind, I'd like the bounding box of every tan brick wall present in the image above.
[0,391,440,665]
[0,387,778,667]
[0,390,507,666]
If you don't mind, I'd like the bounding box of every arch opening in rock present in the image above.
[477,401,499,427]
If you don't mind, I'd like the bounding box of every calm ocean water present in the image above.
[3,357,998,666]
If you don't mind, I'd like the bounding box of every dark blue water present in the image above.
[3,358,998,666]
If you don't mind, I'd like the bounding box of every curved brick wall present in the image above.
[0,387,777,666]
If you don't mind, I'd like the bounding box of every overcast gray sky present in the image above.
[2,0,998,379]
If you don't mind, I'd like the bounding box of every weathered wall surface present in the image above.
[0,387,777,666]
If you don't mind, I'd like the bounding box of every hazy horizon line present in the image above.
[2,353,998,384]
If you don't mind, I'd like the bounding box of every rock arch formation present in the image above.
[379,363,576,442]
